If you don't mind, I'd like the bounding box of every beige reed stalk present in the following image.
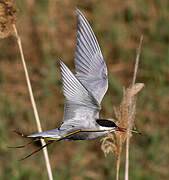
[13,24,53,180]
[125,35,143,180]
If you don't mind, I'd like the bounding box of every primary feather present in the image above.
[75,9,108,104]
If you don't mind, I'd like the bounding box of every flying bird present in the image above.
[12,9,139,160]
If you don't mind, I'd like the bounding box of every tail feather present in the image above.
[27,128,61,139]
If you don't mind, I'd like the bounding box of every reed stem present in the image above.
[125,35,143,180]
[13,24,53,180]
[116,154,121,180]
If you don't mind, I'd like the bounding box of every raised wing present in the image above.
[75,9,108,104]
[59,60,100,129]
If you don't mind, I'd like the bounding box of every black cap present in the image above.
[96,119,117,127]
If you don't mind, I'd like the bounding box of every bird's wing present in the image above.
[74,9,108,104]
[59,60,100,130]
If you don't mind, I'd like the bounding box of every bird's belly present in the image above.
[66,130,109,140]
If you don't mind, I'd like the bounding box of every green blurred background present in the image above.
[0,0,169,179]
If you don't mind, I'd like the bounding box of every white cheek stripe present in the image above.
[99,126,115,131]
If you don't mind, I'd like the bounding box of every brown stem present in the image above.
[116,153,121,180]
[125,35,143,180]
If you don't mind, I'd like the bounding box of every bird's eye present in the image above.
[96,119,117,127]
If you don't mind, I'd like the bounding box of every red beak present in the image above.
[116,127,126,132]
[115,127,141,134]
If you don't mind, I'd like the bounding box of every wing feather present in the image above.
[59,60,100,129]
[75,9,108,104]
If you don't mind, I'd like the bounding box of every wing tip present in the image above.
[75,8,81,16]
[75,8,85,21]
[58,58,63,64]
[58,58,65,69]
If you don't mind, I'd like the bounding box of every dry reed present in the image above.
[0,1,53,180]
[101,35,144,180]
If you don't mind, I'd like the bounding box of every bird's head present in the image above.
[96,119,140,134]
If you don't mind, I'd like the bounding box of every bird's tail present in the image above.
[8,129,60,160]
[9,129,83,160]
[27,128,61,139]
[8,130,41,149]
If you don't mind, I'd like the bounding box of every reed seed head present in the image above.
[0,0,16,38]
[101,83,144,157]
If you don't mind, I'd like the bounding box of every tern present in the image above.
[13,9,139,160]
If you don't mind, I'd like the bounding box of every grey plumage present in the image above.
[75,9,108,104]
[27,9,117,141]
